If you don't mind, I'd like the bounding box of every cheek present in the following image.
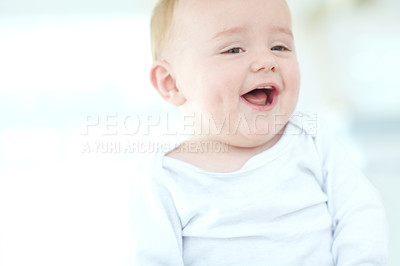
[200,64,242,100]
[280,62,300,112]
[283,63,301,100]
[291,68,301,101]
[286,60,300,86]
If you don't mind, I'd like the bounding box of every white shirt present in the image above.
[132,113,388,266]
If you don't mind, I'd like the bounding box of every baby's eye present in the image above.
[271,45,290,51]
[223,47,244,54]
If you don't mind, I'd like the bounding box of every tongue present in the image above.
[242,90,268,106]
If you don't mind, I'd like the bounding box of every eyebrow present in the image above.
[211,26,246,40]
[211,25,293,40]
[271,26,294,38]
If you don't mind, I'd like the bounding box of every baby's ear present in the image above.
[150,60,186,106]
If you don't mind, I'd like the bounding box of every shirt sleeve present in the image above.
[315,125,389,266]
[131,167,184,266]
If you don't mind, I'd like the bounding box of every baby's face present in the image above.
[165,0,300,147]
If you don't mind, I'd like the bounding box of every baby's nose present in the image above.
[250,52,278,73]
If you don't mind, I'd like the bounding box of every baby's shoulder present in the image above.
[288,111,320,137]
[289,111,332,137]
[290,112,350,162]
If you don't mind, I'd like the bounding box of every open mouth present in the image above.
[241,86,278,109]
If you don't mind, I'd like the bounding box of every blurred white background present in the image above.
[0,0,399,265]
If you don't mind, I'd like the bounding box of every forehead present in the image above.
[172,0,292,37]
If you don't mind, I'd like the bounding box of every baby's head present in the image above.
[150,0,300,149]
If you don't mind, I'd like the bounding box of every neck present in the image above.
[166,126,286,173]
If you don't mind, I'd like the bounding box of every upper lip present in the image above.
[241,82,280,96]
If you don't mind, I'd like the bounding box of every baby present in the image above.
[132,0,388,265]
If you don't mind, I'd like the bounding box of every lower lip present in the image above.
[240,91,279,111]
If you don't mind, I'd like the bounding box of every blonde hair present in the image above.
[150,0,179,60]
